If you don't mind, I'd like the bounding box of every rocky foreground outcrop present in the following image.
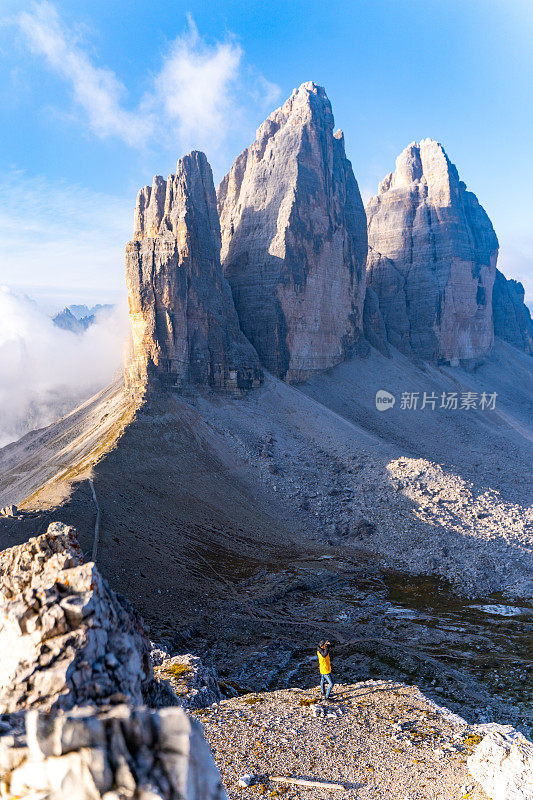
[2,704,225,800]
[0,522,151,713]
[217,82,368,382]
[125,151,262,396]
[492,269,533,354]
[467,728,533,800]
[0,524,226,799]
[366,139,498,364]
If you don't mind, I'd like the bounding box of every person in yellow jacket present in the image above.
[317,639,334,700]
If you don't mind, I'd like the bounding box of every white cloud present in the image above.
[0,170,131,300]
[153,14,242,151]
[0,287,128,447]
[17,3,280,154]
[250,75,282,110]
[19,2,152,146]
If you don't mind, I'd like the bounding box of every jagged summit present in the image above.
[125,150,262,396]
[377,139,464,194]
[217,82,368,382]
[366,138,498,363]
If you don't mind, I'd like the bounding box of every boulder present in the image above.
[0,522,152,713]
[217,82,368,382]
[468,728,533,800]
[154,654,222,710]
[125,150,262,397]
[366,139,498,363]
[3,704,226,800]
[0,505,17,517]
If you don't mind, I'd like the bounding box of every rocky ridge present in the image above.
[1,525,530,800]
[191,681,531,800]
[0,524,226,799]
[53,305,114,335]
[125,150,262,397]
[217,82,368,382]
[0,522,152,714]
[366,138,498,364]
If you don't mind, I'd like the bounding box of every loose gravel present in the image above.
[192,681,491,800]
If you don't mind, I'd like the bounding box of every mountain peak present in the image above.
[367,141,498,363]
[125,152,262,396]
[217,84,367,382]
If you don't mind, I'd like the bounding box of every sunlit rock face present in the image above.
[492,269,533,354]
[366,139,498,363]
[0,522,151,714]
[217,82,368,382]
[125,151,262,397]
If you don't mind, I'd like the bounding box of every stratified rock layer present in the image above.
[0,522,152,713]
[363,287,390,357]
[492,269,533,353]
[366,139,498,363]
[125,151,262,396]
[217,82,368,382]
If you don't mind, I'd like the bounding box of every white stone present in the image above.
[468,729,533,800]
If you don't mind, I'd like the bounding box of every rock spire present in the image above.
[125,150,262,396]
[492,269,533,353]
[217,82,368,382]
[366,139,498,363]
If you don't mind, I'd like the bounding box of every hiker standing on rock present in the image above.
[317,639,334,700]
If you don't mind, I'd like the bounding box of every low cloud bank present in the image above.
[0,287,129,447]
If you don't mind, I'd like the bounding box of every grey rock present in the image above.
[366,139,498,363]
[363,286,390,356]
[125,150,262,397]
[492,269,533,353]
[0,522,152,714]
[6,705,226,800]
[217,82,368,382]
[154,654,222,710]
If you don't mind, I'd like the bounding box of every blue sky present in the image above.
[1,0,532,311]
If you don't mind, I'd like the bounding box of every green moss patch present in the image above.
[163,663,191,679]
[241,695,264,705]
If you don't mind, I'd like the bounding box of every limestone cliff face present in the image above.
[125,151,262,395]
[492,269,533,354]
[363,287,390,357]
[217,82,368,382]
[366,139,498,363]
